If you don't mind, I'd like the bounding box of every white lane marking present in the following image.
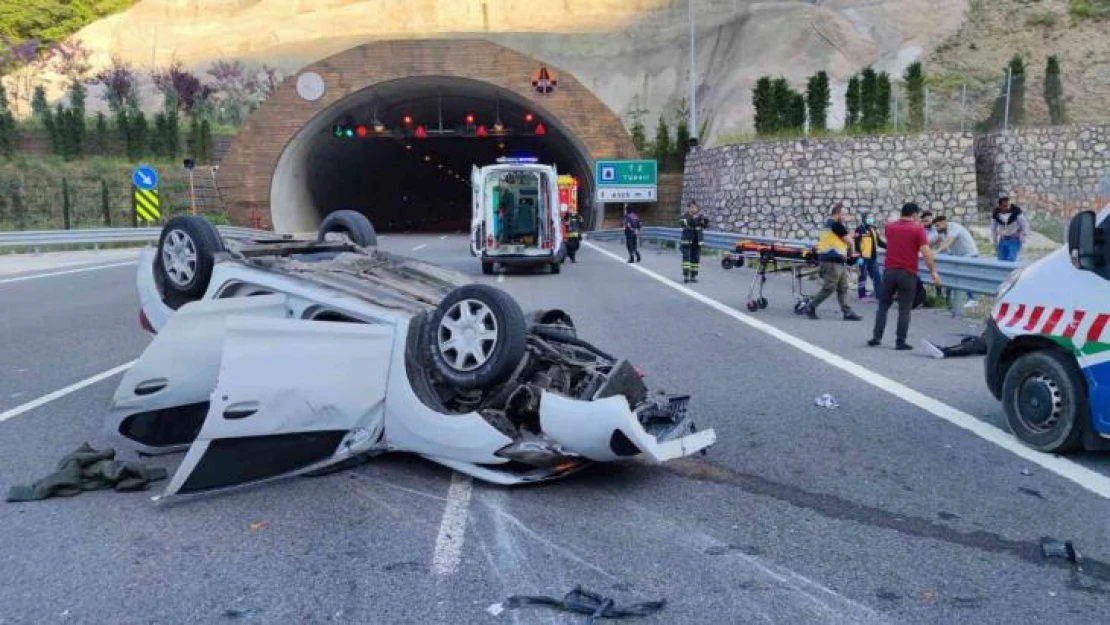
[0,261,137,285]
[439,235,448,240]
[0,361,134,424]
[583,240,1110,500]
[430,472,474,577]
[412,243,428,251]
[497,273,505,284]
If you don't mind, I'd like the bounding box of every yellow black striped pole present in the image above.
[133,185,162,223]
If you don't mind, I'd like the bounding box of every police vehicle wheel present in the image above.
[155,215,226,303]
[317,210,377,247]
[425,284,527,390]
[721,257,734,270]
[1001,349,1087,453]
[757,298,768,309]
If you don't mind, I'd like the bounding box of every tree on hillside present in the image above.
[845,75,861,129]
[805,71,830,132]
[626,94,648,153]
[93,56,138,113]
[903,61,925,131]
[153,61,208,114]
[752,76,774,135]
[1008,55,1027,126]
[48,40,91,82]
[0,1,137,49]
[652,115,671,169]
[875,71,892,129]
[789,92,807,132]
[859,67,879,131]
[1044,55,1067,125]
[771,77,793,133]
[30,85,48,119]
[0,84,16,156]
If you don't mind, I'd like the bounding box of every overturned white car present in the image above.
[105,212,715,501]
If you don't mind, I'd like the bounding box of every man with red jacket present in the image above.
[868,202,942,351]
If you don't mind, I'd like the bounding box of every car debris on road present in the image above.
[102,213,716,502]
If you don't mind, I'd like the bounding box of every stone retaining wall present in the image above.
[683,124,1110,239]
[682,132,979,239]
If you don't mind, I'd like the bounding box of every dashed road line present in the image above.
[412,243,428,251]
[497,273,505,283]
[430,472,474,577]
[0,361,134,424]
[584,240,1110,500]
[0,261,137,285]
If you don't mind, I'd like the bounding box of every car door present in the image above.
[470,165,484,256]
[154,315,395,502]
[105,293,290,456]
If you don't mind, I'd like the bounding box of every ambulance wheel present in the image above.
[757,298,768,309]
[481,262,494,275]
[746,300,758,312]
[1001,349,1087,453]
[721,257,734,270]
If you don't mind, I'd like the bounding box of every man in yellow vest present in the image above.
[804,203,863,321]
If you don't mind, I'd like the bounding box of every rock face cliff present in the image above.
[66,0,968,140]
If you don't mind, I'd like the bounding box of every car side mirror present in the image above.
[1067,210,1098,271]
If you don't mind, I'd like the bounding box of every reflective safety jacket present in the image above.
[680,215,708,246]
[854,224,885,260]
[565,214,583,238]
[816,219,850,262]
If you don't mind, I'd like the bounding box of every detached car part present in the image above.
[105,214,716,501]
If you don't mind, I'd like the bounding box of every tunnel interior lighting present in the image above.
[424,155,431,162]
[496,156,539,164]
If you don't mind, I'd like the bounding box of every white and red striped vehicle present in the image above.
[985,203,1110,453]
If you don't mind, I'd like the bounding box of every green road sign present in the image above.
[595,160,658,186]
[594,159,658,202]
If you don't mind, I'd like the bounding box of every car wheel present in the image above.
[550,261,561,274]
[481,262,494,275]
[527,309,576,340]
[425,284,527,390]
[317,210,377,247]
[1001,349,1087,453]
[156,215,226,301]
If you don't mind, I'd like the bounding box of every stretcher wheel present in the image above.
[793,302,805,315]
[721,257,734,270]
[746,300,758,312]
[757,298,768,309]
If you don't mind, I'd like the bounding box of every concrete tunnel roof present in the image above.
[216,39,641,232]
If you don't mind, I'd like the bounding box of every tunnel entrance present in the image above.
[216,39,639,233]
[273,76,593,234]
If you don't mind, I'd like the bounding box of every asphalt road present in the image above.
[1,236,1109,624]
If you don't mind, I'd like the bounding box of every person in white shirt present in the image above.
[932,215,979,310]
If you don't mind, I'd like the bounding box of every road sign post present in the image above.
[594,159,658,202]
[131,164,163,224]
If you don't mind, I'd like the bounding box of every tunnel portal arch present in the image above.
[217,39,640,233]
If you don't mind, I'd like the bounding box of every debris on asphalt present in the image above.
[5,442,168,502]
[1040,538,1082,564]
[486,602,505,616]
[248,521,267,532]
[502,586,665,623]
[1020,468,1033,476]
[814,393,839,409]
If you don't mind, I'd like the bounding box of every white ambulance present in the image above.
[470,157,565,274]
[985,204,1110,453]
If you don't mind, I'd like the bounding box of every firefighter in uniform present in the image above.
[679,200,709,283]
[564,211,583,262]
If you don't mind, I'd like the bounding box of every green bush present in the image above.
[1069,0,1110,19]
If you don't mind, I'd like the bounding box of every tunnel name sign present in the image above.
[594,160,657,202]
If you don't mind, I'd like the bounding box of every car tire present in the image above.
[425,284,527,390]
[550,261,561,274]
[317,210,377,247]
[481,262,494,275]
[527,309,577,340]
[1001,349,1087,453]
[155,215,226,302]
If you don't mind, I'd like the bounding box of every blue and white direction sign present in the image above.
[132,164,159,191]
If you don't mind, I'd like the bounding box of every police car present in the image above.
[985,203,1110,453]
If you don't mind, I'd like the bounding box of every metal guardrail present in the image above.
[586,227,1025,295]
[0,226,282,248]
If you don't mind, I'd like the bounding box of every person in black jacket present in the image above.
[564,212,584,262]
[679,201,709,283]
[623,205,642,263]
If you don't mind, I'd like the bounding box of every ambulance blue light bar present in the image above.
[495,156,539,164]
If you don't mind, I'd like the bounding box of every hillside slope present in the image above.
[42,0,967,141]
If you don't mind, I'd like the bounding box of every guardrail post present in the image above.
[62,178,72,230]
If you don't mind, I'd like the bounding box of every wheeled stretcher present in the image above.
[720,239,860,313]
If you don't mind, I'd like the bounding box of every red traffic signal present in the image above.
[534,122,546,136]
[465,113,475,125]
[355,124,368,138]
[414,125,427,139]
[402,114,413,126]
[476,125,488,137]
